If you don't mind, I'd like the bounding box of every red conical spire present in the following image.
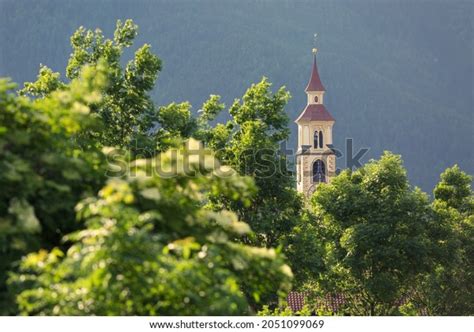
[305,49,325,92]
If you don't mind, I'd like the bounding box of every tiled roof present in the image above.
[287,292,307,312]
[287,292,345,313]
[295,104,335,122]
[305,54,326,92]
[286,292,428,315]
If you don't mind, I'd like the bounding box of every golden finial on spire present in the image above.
[312,33,318,54]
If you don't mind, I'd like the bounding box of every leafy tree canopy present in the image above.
[415,165,473,315]
[20,19,165,156]
[198,78,303,250]
[309,152,433,315]
[433,165,473,212]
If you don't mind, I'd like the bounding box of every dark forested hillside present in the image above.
[0,0,472,192]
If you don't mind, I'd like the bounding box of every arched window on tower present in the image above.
[314,95,319,103]
[313,131,318,148]
[313,160,326,183]
[319,130,324,149]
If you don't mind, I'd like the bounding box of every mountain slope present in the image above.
[1,0,472,192]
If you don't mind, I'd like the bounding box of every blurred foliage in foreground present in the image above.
[0,65,108,314]
[9,139,292,315]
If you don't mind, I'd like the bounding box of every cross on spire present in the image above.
[313,33,318,54]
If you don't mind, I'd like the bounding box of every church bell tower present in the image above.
[295,48,336,197]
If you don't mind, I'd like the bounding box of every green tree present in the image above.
[20,20,166,156]
[9,139,292,315]
[433,165,472,212]
[199,78,303,249]
[283,210,326,288]
[416,165,473,315]
[309,152,433,315]
[0,65,108,314]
